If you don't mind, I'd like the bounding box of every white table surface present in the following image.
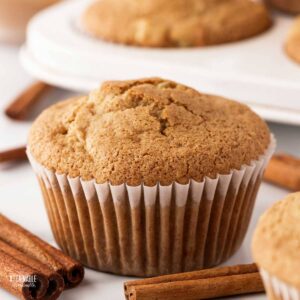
[0,43,299,300]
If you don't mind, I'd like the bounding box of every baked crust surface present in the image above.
[29,78,270,186]
[82,0,272,47]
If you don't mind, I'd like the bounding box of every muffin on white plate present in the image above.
[82,0,272,47]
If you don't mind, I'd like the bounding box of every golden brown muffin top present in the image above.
[83,0,271,47]
[252,192,300,289]
[286,17,300,64]
[29,78,270,186]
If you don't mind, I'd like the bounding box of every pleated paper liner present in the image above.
[27,135,275,277]
[260,269,300,300]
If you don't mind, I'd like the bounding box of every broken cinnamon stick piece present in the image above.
[0,249,49,300]
[0,240,64,300]
[0,146,27,163]
[264,153,300,191]
[5,81,51,120]
[125,264,264,300]
[0,214,84,289]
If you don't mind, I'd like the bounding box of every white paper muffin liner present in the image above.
[27,135,275,277]
[260,269,300,300]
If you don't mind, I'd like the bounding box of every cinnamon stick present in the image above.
[0,146,27,163]
[264,153,300,191]
[5,81,51,120]
[0,214,84,289]
[0,249,48,300]
[124,264,264,300]
[0,240,64,300]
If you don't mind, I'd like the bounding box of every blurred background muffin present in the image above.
[267,0,300,14]
[286,17,300,64]
[83,0,272,47]
[0,0,60,43]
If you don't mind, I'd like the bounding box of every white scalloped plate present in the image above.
[20,0,300,126]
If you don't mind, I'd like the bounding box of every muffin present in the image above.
[82,0,272,47]
[286,17,300,64]
[0,0,60,43]
[267,0,300,14]
[252,192,300,300]
[28,78,275,276]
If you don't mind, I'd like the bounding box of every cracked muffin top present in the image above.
[82,0,272,47]
[28,78,270,186]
